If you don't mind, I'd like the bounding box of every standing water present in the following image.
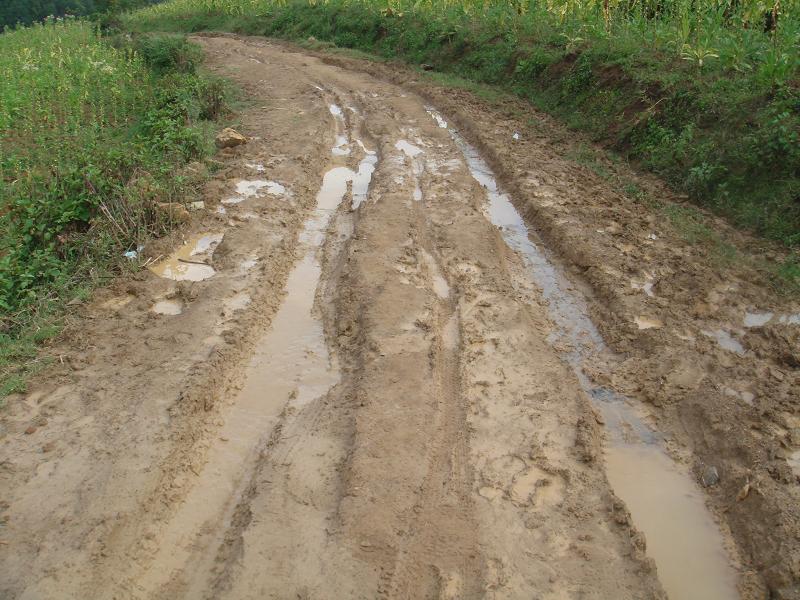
[138,102,378,596]
[427,109,739,600]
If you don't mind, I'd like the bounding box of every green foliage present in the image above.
[133,31,203,72]
[0,19,227,395]
[0,0,166,30]
[126,0,799,246]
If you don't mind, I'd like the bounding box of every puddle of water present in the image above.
[141,106,376,592]
[703,329,745,355]
[429,107,739,600]
[238,179,286,197]
[352,144,378,210]
[743,312,773,328]
[605,444,740,600]
[329,104,343,119]
[222,180,286,205]
[151,299,183,316]
[429,110,448,129]
[395,139,424,201]
[332,134,351,156]
[149,233,222,282]
[635,316,664,330]
[395,139,423,158]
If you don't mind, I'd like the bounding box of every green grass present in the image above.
[125,0,800,251]
[0,19,229,398]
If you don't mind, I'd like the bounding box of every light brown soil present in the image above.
[1,35,798,600]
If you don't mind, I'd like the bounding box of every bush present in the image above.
[134,32,204,72]
[0,21,225,325]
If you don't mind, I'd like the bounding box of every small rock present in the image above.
[24,425,37,435]
[701,465,720,487]
[188,201,205,211]
[215,128,248,149]
[420,63,434,71]
[42,441,56,453]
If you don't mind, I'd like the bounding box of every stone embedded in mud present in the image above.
[701,465,720,487]
[215,128,248,149]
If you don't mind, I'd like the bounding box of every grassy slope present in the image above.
[125,0,800,251]
[0,22,227,397]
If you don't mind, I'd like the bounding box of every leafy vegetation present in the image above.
[0,20,227,396]
[0,0,165,29]
[127,0,800,248]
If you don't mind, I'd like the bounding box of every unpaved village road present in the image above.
[2,35,800,600]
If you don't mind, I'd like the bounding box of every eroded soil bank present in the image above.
[1,34,798,600]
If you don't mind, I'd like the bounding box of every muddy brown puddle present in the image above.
[149,233,223,282]
[429,108,740,600]
[139,102,378,596]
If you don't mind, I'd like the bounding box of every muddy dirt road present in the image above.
[2,35,800,600]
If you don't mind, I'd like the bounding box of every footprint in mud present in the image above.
[436,569,463,600]
[151,299,183,316]
[509,466,566,509]
[100,295,134,312]
[222,292,251,317]
[479,455,565,509]
[394,243,421,277]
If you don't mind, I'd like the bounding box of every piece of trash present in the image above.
[124,245,143,260]
[189,201,205,211]
[512,132,521,140]
[647,233,658,240]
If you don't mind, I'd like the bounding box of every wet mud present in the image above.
[2,33,799,600]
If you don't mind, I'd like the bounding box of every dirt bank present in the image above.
[1,34,798,599]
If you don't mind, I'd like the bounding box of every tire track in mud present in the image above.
[0,34,753,600]
[384,140,482,598]
[140,78,380,598]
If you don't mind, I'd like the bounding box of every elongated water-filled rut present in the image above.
[10,34,797,600]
